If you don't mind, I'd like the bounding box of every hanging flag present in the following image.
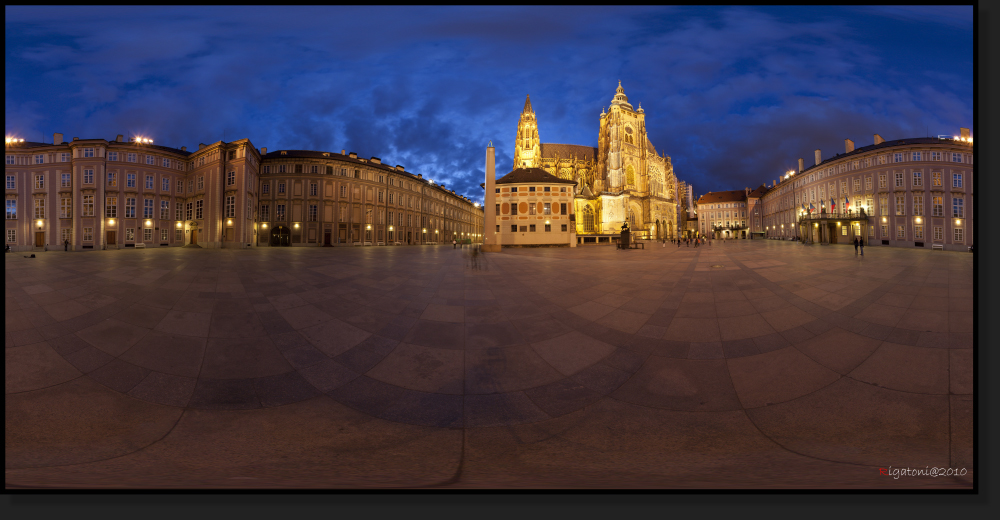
[809,203,815,211]
[845,197,850,208]
[830,198,835,209]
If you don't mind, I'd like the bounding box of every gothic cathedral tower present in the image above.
[513,95,541,169]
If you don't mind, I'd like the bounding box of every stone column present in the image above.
[483,143,501,252]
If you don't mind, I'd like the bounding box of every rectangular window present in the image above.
[932,196,943,217]
[853,179,860,192]
[931,151,941,161]
[175,202,182,220]
[185,202,193,220]
[127,173,136,188]
[6,175,14,189]
[339,185,346,198]
[188,179,193,192]
[5,200,15,219]
[865,177,872,191]
[544,224,551,232]
[878,174,886,188]
[127,152,136,163]
[894,153,903,163]
[308,165,317,174]
[895,195,905,216]
[175,229,183,242]
[84,148,94,158]
[106,197,118,217]
[953,173,963,188]
[543,203,551,214]
[279,165,286,174]
[310,183,318,196]
[82,195,94,216]
[953,197,964,218]
[263,165,270,174]
[224,196,235,218]
[84,227,93,242]
[108,152,118,161]
[161,229,168,242]
[897,225,905,239]
[894,172,903,188]
[5,155,12,166]
[125,197,135,218]
[143,198,153,218]
[511,203,518,215]
[146,155,154,165]
[912,152,922,161]
[952,153,961,163]
[61,173,71,187]
[126,228,135,242]
[60,197,71,218]
[162,177,170,191]
[511,224,518,232]
[932,171,942,187]
[954,228,964,242]
[560,203,567,214]
[163,158,170,167]
[528,203,536,215]
[561,224,567,232]
[195,200,203,220]
[160,200,169,220]
[278,183,285,194]
[6,229,14,243]
[262,183,270,194]
[842,226,848,236]
[869,226,874,237]
[308,204,317,221]
[912,171,922,187]
[34,174,44,189]
[197,176,204,190]
[143,228,152,241]
[145,175,153,189]
[34,199,45,219]
[295,164,303,174]
[228,150,236,161]
[933,226,943,241]
[913,194,923,216]
[511,187,517,193]
[914,225,923,239]
[260,204,269,221]
[276,204,285,220]
[879,195,888,216]
[227,170,235,186]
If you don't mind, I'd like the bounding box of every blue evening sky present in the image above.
[5,6,973,201]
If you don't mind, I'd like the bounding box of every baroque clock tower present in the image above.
[513,95,541,169]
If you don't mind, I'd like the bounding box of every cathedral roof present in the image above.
[539,143,598,162]
[697,190,748,205]
[496,168,577,185]
[523,95,533,114]
[610,80,634,110]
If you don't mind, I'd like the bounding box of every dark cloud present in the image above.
[5,6,973,201]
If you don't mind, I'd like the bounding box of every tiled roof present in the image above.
[801,136,968,174]
[539,143,598,162]
[496,168,577,185]
[696,190,747,205]
[747,185,768,198]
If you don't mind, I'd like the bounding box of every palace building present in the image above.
[510,82,681,244]
[4,134,483,252]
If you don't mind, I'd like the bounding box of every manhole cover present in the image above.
[711,264,725,268]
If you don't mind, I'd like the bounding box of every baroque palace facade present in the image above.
[695,128,973,251]
[512,82,680,242]
[4,134,483,252]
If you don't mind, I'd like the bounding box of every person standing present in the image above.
[859,237,864,257]
[453,239,457,249]
[64,239,69,252]
[853,236,859,255]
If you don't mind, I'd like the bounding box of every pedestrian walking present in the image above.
[64,239,69,252]
[859,238,864,257]
[853,236,859,255]
[453,239,457,249]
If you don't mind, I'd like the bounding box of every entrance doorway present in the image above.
[35,232,45,247]
[324,231,331,246]
[191,229,198,245]
[106,231,116,246]
[270,225,290,246]
[338,226,347,244]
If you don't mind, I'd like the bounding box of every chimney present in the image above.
[960,127,970,138]
[181,146,187,152]
[417,174,422,179]
[814,149,821,165]
[73,137,79,141]
[798,158,804,172]
[341,149,345,155]
[53,133,63,145]
[370,157,381,164]
[199,143,206,150]
[115,134,123,142]
[348,152,357,159]
[845,139,855,153]
[260,147,267,155]
[774,179,778,187]
[395,165,404,171]
[874,134,884,145]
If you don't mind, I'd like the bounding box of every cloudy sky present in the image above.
[5,6,974,201]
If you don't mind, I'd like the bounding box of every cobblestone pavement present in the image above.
[5,241,974,488]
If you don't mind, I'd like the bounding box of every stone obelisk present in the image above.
[482,142,501,252]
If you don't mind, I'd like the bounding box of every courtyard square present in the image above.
[5,241,974,489]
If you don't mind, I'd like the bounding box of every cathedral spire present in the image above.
[523,94,533,114]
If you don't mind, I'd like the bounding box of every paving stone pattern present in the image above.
[4,241,974,488]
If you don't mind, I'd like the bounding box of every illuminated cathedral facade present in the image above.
[512,82,679,240]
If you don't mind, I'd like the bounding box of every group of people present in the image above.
[854,236,865,256]
[662,236,708,248]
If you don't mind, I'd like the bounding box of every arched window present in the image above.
[583,206,595,233]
